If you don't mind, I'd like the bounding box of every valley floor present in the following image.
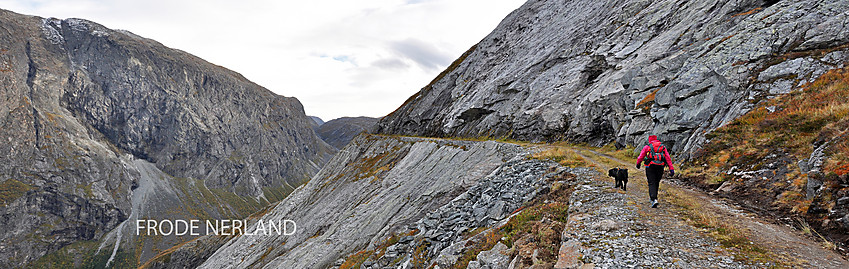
[558,147,849,268]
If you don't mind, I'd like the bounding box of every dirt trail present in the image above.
[572,148,849,268]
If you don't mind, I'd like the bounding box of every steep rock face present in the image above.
[376,0,849,159]
[0,9,334,267]
[172,135,536,268]
[316,116,379,149]
[351,160,570,268]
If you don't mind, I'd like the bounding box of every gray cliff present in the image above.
[376,0,849,158]
[191,135,546,268]
[0,9,334,267]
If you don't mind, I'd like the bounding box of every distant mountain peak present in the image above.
[0,8,335,267]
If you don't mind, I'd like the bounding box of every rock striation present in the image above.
[351,159,566,268]
[156,135,536,268]
[316,116,379,149]
[0,9,334,267]
[376,0,849,159]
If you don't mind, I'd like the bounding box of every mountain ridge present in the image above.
[0,8,335,267]
[315,116,379,149]
[376,0,849,161]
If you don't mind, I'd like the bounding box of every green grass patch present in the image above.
[28,240,137,269]
[209,188,264,218]
[500,202,569,244]
[598,143,639,161]
[530,146,590,168]
[261,185,292,204]
[170,175,296,221]
[76,182,94,199]
[0,179,33,206]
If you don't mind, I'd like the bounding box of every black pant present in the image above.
[646,164,664,200]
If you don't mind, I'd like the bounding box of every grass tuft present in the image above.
[664,187,777,265]
[338,229,419,269]
[454,176,573,268]
[0,179,33,207]
[692,66,849,219]
[530,146,590,168]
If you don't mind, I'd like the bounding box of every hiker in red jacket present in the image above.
[635,135,675,208]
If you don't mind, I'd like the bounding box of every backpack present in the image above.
[646,140,666,166]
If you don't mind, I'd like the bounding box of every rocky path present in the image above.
[561,148,849,268]
[556,151,749,268]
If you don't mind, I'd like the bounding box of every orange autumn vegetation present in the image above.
[636,89,660,109]
[700,66,849,171]
[685,65,849,215]
[731,7,763,18]
[692,66,849,210]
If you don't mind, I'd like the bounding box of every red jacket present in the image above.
[636,135,674,171]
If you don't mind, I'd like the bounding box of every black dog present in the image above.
[607,167,628,191]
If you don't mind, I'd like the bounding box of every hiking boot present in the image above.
[651,199,659,208]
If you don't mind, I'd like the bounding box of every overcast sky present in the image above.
[0,0,526,121]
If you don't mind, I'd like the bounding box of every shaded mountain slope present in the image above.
[376,0,849,160]
[309,115,325,128]
[0,9,334,267]
[316,116,379,149]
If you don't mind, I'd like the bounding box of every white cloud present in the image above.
[388,38,453,71]
[0,0,526,120]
